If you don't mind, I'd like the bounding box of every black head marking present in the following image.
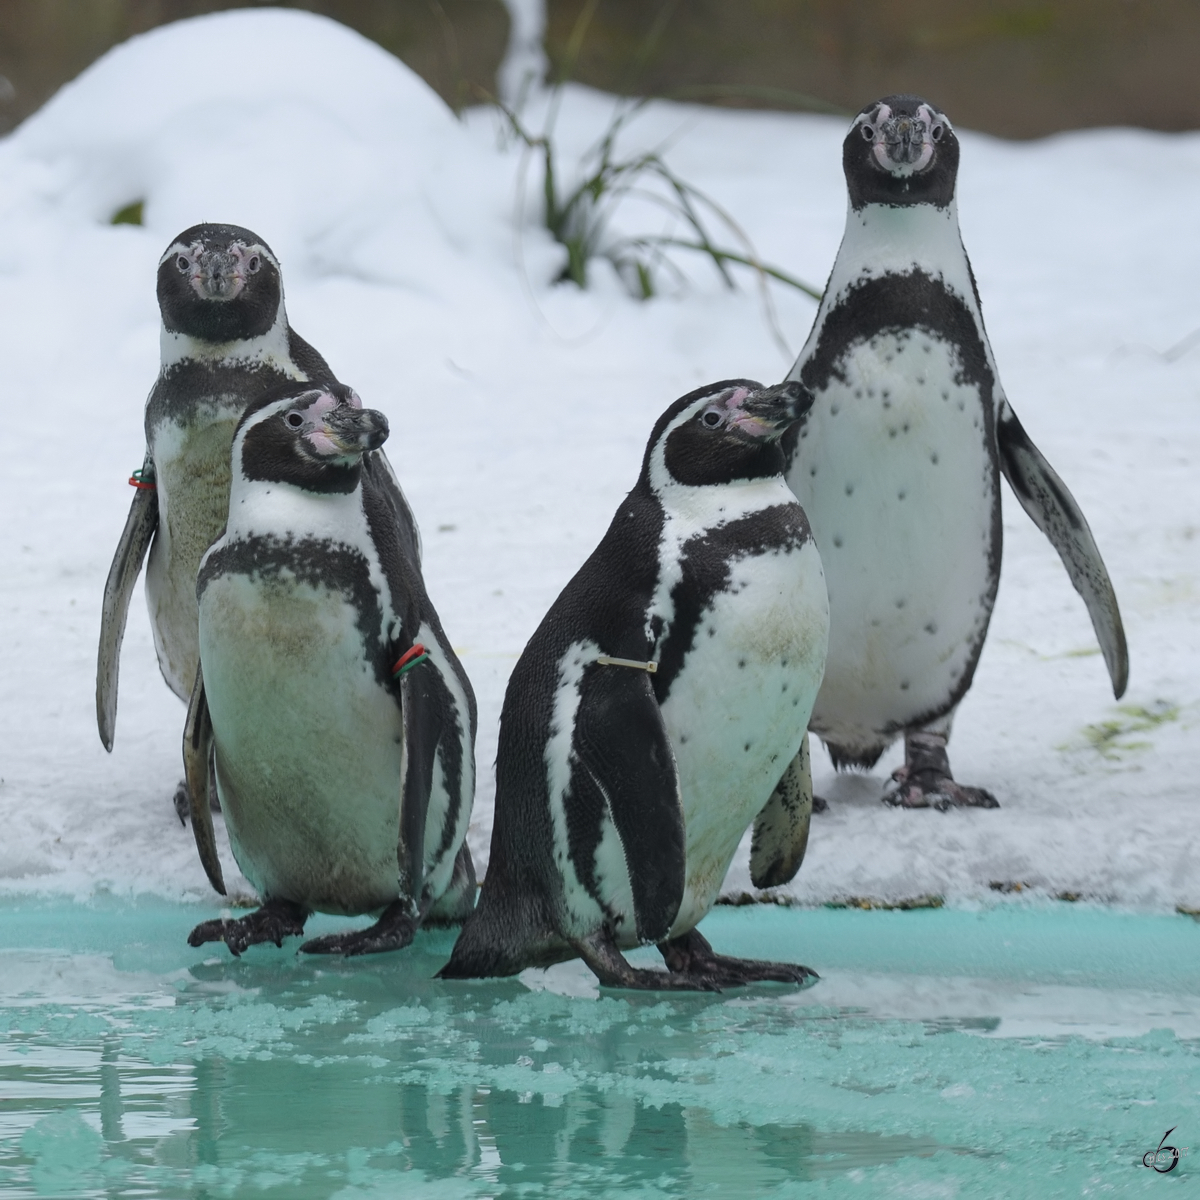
[646,378,814,489]
[157,223,283,343]
[237,382,388,495]
[845,96,959,210]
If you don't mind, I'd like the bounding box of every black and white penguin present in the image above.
[96,223,421,819]
[782,96,1128,808]
[442,380,828,990]
[182,382,476,956]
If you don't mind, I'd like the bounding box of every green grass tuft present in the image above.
[1078,700,1180,759]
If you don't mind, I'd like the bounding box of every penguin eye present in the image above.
[176,255,190,272]
[286,412,304,428]
[931,123,944,141]
[247,255,261,273]
[701,408,724,429]
[861,123,875,141]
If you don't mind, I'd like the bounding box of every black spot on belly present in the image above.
[781,682,788,692]
[830,403,840,416]
[895,598,907,609]
[832,535,843,548]
[900,681,910,690]
[744,742,752,752]
[898,490,906,501]
[925,621,937,635]
[738,659,746,669]
[845,483,854,495]
[931,452,939,464]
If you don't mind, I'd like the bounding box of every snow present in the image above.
[0,8,1196,912]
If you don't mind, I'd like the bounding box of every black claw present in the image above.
[658,929,816,990]
[299,899,417,957]
[187,900,307,956]
[884,731,1000,811]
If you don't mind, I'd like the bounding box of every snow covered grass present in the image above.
[0,9,1196,911]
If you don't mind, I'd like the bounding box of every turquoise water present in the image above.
[1,902,1197,1197]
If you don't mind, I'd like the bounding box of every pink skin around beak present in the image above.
[297,391,369,456]
[187,242,262,302]
[723,387,775,438]
[869,103,939,177]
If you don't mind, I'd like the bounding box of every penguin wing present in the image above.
[750,732,814,889]
[393,646,475,907]
[571,663,685,945]
[96,462,159,751]
[996,399,1129,698]
[362,452,423,570]
[183,665,226,896]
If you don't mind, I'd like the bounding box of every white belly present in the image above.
[146,406,242,700]
[658,539,828,937]
[200,572,403,915]
[788,331,998,752]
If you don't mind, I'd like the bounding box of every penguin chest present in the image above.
[146,402,244,699]
[199,569,403,915]
[789,329,999,746]
[659,538,828,935]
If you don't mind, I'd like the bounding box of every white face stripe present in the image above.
[644,392,802,660]
[157,239,280,272]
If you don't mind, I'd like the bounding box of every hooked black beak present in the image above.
[323,404,390,454]
[736,380,814,436]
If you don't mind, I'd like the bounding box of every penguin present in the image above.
[781,95,1128,809]
[96,223,421,820]
[182,382,476,956]
[441,379,829,990]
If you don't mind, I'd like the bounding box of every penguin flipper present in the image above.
[573,664,685,945]
[183,665,226,896]
[96,461,158,751]
[750,732,814,889]
[996,399,1129,698]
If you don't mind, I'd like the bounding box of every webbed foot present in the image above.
[187,898,308,956]
[300,899,418,956]
[882,731,999,811]
[173,757,221,826]
[660,928,817,988]
[574,928,722,992]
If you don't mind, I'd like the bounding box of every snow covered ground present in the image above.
[0,8,1196,911]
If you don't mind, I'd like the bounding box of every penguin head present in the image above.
[157,223,283,343]
[844,96,959,210]
[233,383,389,496]
[645,379,814,490]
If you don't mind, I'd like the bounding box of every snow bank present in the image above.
[0,8,1196,910]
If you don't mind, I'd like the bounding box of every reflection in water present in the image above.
[1,905,1198,1196]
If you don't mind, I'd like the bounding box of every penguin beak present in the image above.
[322,405,390,454]
[870,107,940,176]
[730,381,814,439]
[191,249,245,301]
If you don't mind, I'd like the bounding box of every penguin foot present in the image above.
[881,731,999,811]
[173,781,189,826]
[574,929,722,992]
[660,929,818,989]
[172,766,222,826]
[300,899,418,956]
[187,898,308,956]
